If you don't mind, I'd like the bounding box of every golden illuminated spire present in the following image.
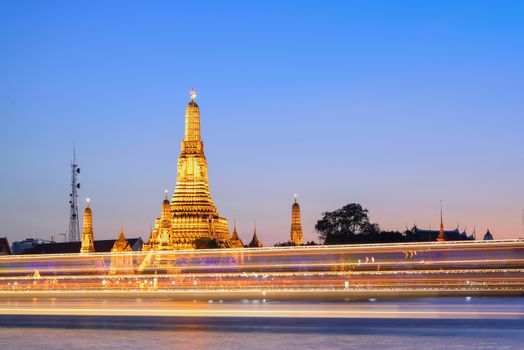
[184,88,200,142]
[110,225,133,275]
[437,200,445,242]
[162,190,171,220]
[167,89,231,249]
[290,194,303,246]
[118,224,125,241]
[80,198,95,253]
[112,224,131,252]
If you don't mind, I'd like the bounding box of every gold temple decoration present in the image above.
[290,194,303,246]
[80,198,95,253]
[109,225,133,274]
[144,90,231,250]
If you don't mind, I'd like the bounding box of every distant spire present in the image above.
[190,88,197,101]
[86,197,90,208]
[483,228,494,240]
[164,189,169,200]
[248,221,263,247]
[437,200,445,242]
[119,224,125,240]
[231,217,241,242]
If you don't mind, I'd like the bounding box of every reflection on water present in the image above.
[3,326,522,350]
[0,298,523,350]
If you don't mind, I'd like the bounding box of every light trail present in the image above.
[0,299,523,319]
[0,240,522,307]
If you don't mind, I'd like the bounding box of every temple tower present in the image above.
[290,194,303,245]
[80,198,95,253]
[169,89,230,247]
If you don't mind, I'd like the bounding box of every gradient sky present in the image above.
[1,1,524,244]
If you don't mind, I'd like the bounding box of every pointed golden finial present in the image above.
[86,197,90,208]
[118,224,126,240]
[294,193,298,203]
[190,88,197,102]
[164,189,169,200]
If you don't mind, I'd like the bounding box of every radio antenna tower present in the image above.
[67,147,81,242]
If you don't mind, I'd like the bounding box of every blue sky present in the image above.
[1,1,524,244]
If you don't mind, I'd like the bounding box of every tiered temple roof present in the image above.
[409,226,475,242]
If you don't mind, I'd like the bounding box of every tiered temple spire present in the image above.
[145,90,231,250]
[290,194,303,246]
[80,198,95,253]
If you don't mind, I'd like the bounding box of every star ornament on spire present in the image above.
[189,88,197,101]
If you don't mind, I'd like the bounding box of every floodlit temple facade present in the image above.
[143,90,234,250]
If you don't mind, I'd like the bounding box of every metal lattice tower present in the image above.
[67,148,81,242]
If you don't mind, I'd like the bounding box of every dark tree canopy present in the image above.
[273,240,318,247]
[315,203,380,244]
[194,237,220,249]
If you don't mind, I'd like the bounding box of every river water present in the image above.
[1,298,523,349]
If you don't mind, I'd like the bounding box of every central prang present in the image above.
[143,90,243,250]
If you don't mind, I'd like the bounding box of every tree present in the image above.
[315,203,380,244]
[194,237,220,249]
